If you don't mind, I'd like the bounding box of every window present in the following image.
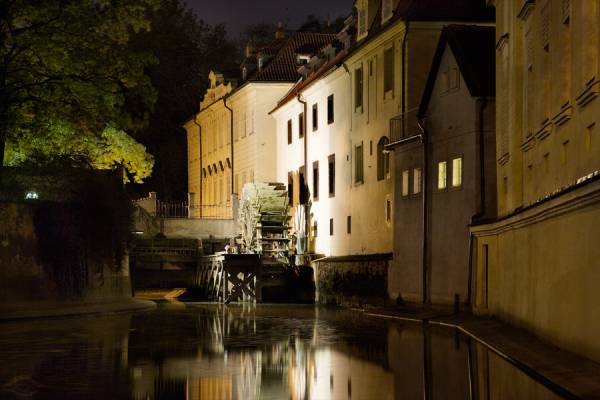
[562,0,570,23]
[328,154,335,196]
[382,0,393,20]
[312,161,319,200]
[299,166,307,204]
[327,95,334,124]
[298,112,304,139]
[287,119,292,144]
[402,170,409,196]
[313,221,318,237]
[561,141,569,164]
[358,3,366,37]
[384,46,394,94]
[329,218,334,236]
[354,143,364,184]
[541,4,550,51]
[452,158,462,187]
[413,168,422,194]
[312,103,318,131]
[347,216,351,234]
[355,67,363,110]
[288,172,294,205]
[377,137,390,180]
[438,161,447,189]
[386,197,392,223]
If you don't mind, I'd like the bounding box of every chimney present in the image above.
[245,40,255,57]
[275,22,285,39]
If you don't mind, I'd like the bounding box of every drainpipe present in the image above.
[342,63,353,133]
[223,97,234,197]
[467,97,489,306]
[192,117,203,218]
[417,117,429,306]
[401,20,410,122]
[297,93,309,237]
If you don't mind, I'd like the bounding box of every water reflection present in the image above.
[0,303,565,399]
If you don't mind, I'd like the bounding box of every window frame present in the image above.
[312,103,318,131]
[328,154,336,197]
[354,143,364,184]
[437,161,448,190]
[312,160,319,201]
[298,112,304,139]
[451,157,463,188]
[355,66,364,112]
[287,119,292,144]
[327,94,334,124]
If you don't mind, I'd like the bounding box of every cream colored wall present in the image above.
[495,0,600,217]
[274,67,352,256]
[230,83,293,197]
[343,20,405,255]
[472,180,600,363]
[185,119,201,210]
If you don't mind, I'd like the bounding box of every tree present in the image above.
[5,122,154,183]
[127,0,239,200]
[0,0,159,166]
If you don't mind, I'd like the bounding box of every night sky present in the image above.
[185,0,354,38]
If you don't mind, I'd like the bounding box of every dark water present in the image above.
[0,303,565,400]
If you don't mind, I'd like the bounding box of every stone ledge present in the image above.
[360,308,600,400]
[0,298,156,321]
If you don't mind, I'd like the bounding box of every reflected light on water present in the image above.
[0,303,567,400]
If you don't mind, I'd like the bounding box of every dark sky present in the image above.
[185,0,354,38]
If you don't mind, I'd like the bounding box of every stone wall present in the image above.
[313,254,391,307]
[0,202,131,305]
[471,179,600,363]
[0,167,135,314]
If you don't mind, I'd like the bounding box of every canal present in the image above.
[0,303,566,399]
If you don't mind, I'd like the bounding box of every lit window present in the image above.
[402,170,409,196]
[452,158,462,187]
[25,191,39,200]
[438,161,447,189]
[413,168,422,194]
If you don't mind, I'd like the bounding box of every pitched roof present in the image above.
[354,0,494,56]
[247,32,338,82]
[418,24,496,117]
[270,49,348,114]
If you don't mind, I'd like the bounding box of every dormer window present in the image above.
[357,0,367,38]
[297,54,311,65]
[382,0,393,22]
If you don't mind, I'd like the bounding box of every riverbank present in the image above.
[0,298,156,321]
[357,306,600,400]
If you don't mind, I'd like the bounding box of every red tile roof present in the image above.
[247,32,338,82]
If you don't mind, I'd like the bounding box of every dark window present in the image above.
[312,103,318,131]
[328,154,335,196]
[288,172,294,205]
[384,46,394,93]
[327,95,334,124]
[347,215,351,234]
[355,67,363,109]
[299,166,307,204]
[298,112,304,139]
[355,143,364,184]
[377,136,390,181]
[314,221,318,238]
[329,218,334,236]
[312,161,319,201]
[287,119,292,144]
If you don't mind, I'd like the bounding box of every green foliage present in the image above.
[0,0,159,166]
[5,123,154,183]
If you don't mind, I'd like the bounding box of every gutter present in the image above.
[192,117,203,217]
[417,117,429,306]
[297,93,309,237]
[223,97,235,196]
[467,97,489,306]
